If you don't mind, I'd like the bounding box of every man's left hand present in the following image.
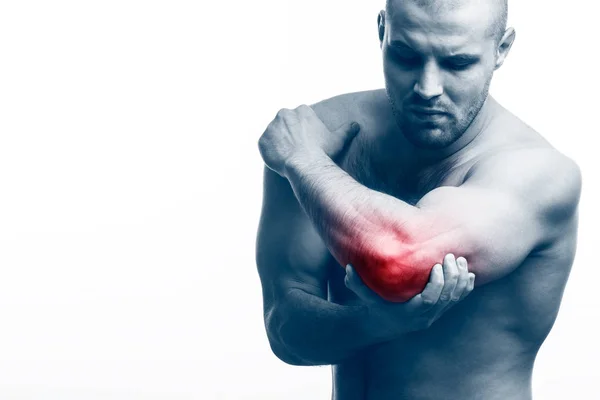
[258,104,360,178]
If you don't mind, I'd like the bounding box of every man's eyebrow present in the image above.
[388,39,414,49]
[444,54,481,62]
[389,40,480,60]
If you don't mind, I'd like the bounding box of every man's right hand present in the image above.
[345,253,475,335]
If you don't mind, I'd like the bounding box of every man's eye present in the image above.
[391,51,421,67]
[444,61,475,71]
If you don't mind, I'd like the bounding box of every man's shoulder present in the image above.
[467,146,582,222]
[470,146,580,185]
[309,89,391,132]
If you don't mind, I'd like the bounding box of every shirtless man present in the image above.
[255,0,582,399]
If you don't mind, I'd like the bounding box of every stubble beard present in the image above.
[385,79,491,150]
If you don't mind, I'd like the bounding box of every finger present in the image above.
[333,121,361,141]
[458,273,476,301]
[467,273,476,292]
[295,104,314,116]
[419,263,444,307]
[344,264,382,303]
[451,256,469,301]
[438,253,459,302]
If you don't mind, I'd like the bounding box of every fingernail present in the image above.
[351,122,360,133]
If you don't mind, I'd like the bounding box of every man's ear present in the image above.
[378,10,385,47]
[495,27,516,70]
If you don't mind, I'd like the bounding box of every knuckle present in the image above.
[447,272,459,281]
[295,104,311,116]
[257,137,268,151]
[276,108,291,118]
[422,297,435,307]
[444,253,455,263]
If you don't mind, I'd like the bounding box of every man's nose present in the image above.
[414,62,443,100]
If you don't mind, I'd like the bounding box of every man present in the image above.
[255,0,582,399]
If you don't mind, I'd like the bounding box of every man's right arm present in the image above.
[256,166,472,366]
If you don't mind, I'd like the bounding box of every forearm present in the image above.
[285,151,417,267]
[284,151,468,301]
[268,288,399,366]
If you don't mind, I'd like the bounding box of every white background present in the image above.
[0,0,597,399]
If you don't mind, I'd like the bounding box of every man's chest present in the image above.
[337,136,475,205]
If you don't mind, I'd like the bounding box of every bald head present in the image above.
[385,0,508,43]
[378,0,516,151]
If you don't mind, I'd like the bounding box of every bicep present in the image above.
[415,185,541,285]
[256,166,331,311]
[414,150,582,285]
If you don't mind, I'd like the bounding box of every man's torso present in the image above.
[293,90,576,400]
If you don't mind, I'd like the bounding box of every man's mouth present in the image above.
[409,106,447,115]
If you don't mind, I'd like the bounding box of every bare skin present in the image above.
[338,90,580,400]
[256,90,580,400]
[256,1,581,398]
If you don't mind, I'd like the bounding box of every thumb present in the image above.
[333,121,361,141]
[328,121,360,162]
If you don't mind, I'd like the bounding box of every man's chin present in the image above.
[401,125,458,150]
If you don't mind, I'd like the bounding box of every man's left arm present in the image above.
[284,147,582,302]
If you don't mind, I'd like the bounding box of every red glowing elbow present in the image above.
[336,210,464,302]
[350,246,432,302]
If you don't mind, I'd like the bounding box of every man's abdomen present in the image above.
[330,257,562,400]
[362,297,538,400]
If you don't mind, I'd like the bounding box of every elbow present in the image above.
[267,338,311,366]
[266,302,339,366]
[349,217,477,302]
[360,236,480,301]
[359,257,432,302]
[352,241,453,303]
[266,329,309,366]
[265,306,313,366]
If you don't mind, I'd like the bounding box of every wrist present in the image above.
[364,304,405,342]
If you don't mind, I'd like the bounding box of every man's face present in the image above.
[380,0,502,149]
